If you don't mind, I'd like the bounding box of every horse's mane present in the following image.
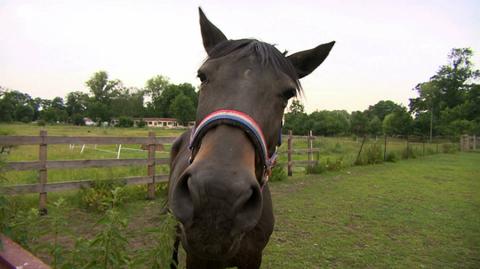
[207,39,302,93]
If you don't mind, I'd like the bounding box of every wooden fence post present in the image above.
[422,137,425,156]
[406,135,410,159]
[147,132,156,200]
[287,130,292,176]
[383,134,387,161]
[39,130,48,215]
[307,130,313,167]
[355,135,367,165]
[474,135,477,151]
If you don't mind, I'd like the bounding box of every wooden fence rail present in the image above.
[0,131,176,214]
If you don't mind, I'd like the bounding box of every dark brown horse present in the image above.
[168,8,334,269]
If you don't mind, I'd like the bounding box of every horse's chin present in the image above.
[179,224,244,260]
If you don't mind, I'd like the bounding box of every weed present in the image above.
[270,164,287,182]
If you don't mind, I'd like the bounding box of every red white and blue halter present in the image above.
[188,109,280,187]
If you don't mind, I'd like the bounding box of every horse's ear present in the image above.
[287,41,335,78]
[199,7,227,55]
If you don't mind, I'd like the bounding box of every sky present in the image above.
[1,0,479,113]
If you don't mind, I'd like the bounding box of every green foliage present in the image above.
[401,146,417,159]
[383,107,413,135]
[86,187,130,269]
[269,165,287,182]
[136,119,146,128]
[117,116,134,128]
[442,143,458,153]
[79,180,126,212]
[133,212,177,269]
[37,119,46,126]
[71,114,85,125]
[410,48,480,137]
[385,151,398,162]
[170,93,195,125]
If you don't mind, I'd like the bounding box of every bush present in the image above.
[325,157,344,171]
[37,119,46,126]
[306,162,326,174]
[442,143,458,153]
[385,151,398,162]
[136,119,147,128]
[269,164,287,182]
[118,116,134,128]
[79,180,126,212]
[401,146,417,159]
[365,143,383,164]
[72,114,85,126]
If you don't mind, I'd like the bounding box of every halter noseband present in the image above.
[188,109,280,187]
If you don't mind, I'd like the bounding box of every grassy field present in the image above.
[262,152,480,268]
[0,123,458,184]
[1,123,477,268]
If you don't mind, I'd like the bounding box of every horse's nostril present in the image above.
[171,173,194,224]
[233,184,263,234]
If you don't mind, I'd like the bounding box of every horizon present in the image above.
[1,0,479,113]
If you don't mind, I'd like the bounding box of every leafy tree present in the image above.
[170,94,195,125]
[66,91,89,117]
[85,71,121,104]
[367,100,402,121]
[368,116,383,136]
[288,99,304,114]
[117,116,134,128]
[382,107,412,136]
[284,100,310,135]
[350,111,369,136]
[409,48,480,136]
[145,75,169,102]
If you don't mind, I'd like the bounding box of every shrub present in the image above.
[385,151,398,162]
[37,119,46,126]
[365,143,383,164]
[79,180,126,212]
[442,143,458,153]
[401,146,417,159]
[269,164,287,182]
[306,162,326,174]
[117,116,134,128]
[136,119,147,128]
[325,157,344,171]
[72,114,85,126]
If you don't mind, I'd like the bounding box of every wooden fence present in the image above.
[284,130,318,176]
[460,134,477,151]
[0,131,176,214]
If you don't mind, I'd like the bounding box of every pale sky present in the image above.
[1,0,479,113]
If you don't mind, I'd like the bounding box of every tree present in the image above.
[85,71,122,103]
[66,91,89,117]
[367,100,402,121]
[145,75,169,101]
[409,48,480,137]
[382,107,412,136]
[170,94,195,126]
[350,111,369,136]
[368,116,383,136]
[288,100,304,114]
[284,100,310,135]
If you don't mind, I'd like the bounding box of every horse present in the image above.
[167,8,334,269]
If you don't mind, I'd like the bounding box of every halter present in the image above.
[188,109,280,187]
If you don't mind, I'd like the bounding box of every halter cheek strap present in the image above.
[188,109,280,187]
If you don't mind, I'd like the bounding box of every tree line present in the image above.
[0,48,478,137]
[0,72,198,126]
[285,48,479,138]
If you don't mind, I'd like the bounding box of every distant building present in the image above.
[141,117,195,128]
[83,117,96,126]
[109,117,194,128]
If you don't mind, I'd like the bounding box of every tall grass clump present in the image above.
[269,164,287,182]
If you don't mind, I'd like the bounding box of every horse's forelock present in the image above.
[205,39,302,94]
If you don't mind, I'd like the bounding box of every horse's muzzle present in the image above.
[170,159,263,255]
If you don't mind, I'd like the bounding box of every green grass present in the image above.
[5,152,478,268]
[1,124,477,268]
[262,152,480,268]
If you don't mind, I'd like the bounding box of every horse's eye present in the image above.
[197,72,208,84]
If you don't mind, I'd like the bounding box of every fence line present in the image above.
[0,131,176,214]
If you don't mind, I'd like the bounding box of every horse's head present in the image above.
[170,8,334,259]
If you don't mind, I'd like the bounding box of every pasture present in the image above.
[1,123,478,268]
